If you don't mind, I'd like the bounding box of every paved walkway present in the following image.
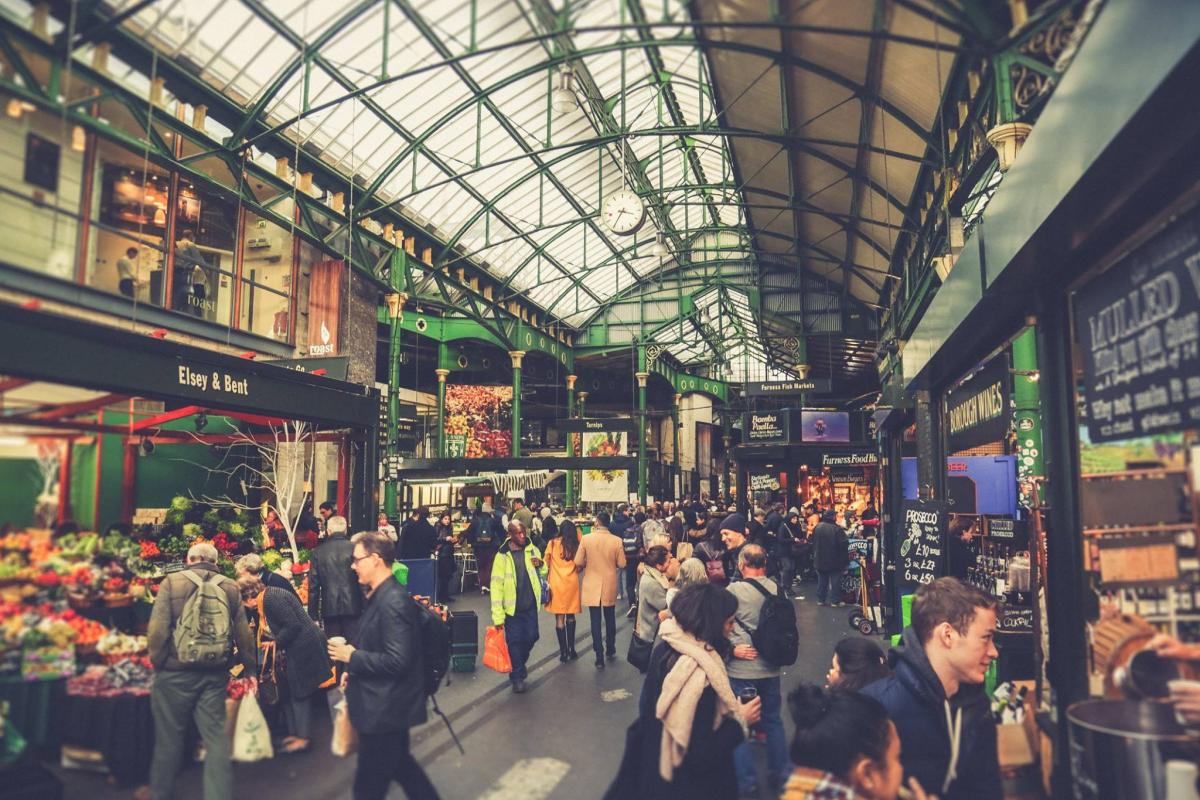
[54,579,871,799]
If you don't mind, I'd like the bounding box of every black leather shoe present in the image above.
[512,679,527,694]
[606,650,617,661]
[595,657,605,669]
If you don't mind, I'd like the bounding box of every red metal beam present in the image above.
[31,393,126,421]
[130,405,205,431]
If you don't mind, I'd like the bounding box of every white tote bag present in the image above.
[231,693,274,762]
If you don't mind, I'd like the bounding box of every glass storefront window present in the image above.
[239,207,295,341]
[0,94,84,280]
[88,137,171,304]
[171,180,237,325]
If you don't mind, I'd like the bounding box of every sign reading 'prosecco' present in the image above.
[1074,206,1200,443]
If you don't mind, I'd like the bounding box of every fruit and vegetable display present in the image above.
[444,385,514,458]
[584,432,627,482]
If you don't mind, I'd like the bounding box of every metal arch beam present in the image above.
[229,0,380,144]
[393,0,640,300]
[242,0,605,308]
[245,37,938,205]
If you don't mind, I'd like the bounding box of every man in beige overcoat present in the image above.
[574,510,626,668]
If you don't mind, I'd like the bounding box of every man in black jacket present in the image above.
[811,509,849,606]
[328,532,440,800]
[400,506,438,560]
[861,577,1001,800]
[308,515,362,645]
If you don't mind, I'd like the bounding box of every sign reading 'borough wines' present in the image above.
[946,357,1011,452]
[1074,206,1200,443]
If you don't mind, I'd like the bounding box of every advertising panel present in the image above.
[444,385,513,458]
[745,410,791,443]
[799,411,850,442]
[581,429,630,503]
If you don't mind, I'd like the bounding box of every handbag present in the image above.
[482,625,512,673]
[626,632,652,673]
[256,593,281,706]
[539,574,551,606]
[330,697,358,758]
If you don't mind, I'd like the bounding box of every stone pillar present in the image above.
[509,351,525,458]
[565,374,577,508]
[435,368,450,458]
[636,372,649,504]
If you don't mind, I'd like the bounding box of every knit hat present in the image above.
[719,513,747,534]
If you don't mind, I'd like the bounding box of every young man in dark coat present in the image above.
[861,577,1001,800]
[399,506,438,560]
[328,532,440,800]
[811,509,849,606]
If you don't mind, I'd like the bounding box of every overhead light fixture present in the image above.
[71,124,86,152]
[550,68,577,115]
[194,413,207,432]
[1011,369,1040,383]
[139,436,155,456]
[5,98,22,119]
[651,231,669,262]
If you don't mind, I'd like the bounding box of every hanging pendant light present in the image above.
[550,68,577,115]
[651,231,669,262]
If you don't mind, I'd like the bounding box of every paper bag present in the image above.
[482,626,512,674]
[231,693,273,762]
[331,698,358,758]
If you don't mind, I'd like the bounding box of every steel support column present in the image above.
[672,393,681,502]
[565,373,577,508]
[636,370,649,504]
[384,285,406,517]
[509,351,525,459]
[435,367,450,459]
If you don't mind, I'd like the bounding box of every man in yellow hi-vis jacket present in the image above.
[490,521,547,694]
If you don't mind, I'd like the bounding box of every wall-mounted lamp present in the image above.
[1011,369,1039,383]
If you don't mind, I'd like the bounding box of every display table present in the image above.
[58,685,153,787]
[0,677,65,751]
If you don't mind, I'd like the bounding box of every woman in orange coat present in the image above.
[544,519,582,661]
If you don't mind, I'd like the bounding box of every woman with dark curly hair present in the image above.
[826,637,891,692]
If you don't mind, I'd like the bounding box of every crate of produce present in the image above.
[21,646,75,681]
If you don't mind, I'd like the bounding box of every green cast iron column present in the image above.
[435,368,449,458]
[509,351,525,458]
[722,406,733,503]
[383,288,407,517]
[672,393,681,501]
[565,374,577,508]
[636,371,649,504]
[1012,327,1046,506]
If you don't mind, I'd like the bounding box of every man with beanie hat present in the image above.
[812,509,849,606]
[719,512,748,583]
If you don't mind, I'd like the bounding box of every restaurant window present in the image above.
[171,180,237,325]
[87,137,170,304]
[239,206,295,341]
[0,93,84,280]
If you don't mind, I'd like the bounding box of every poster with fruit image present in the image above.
[581,430,629,503]
[444,385,513,458]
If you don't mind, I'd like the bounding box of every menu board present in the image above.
[1073,205,1200,443]
[897,499,947,591]
[998,604,1034,634]
[745,411,791,442]
[749,472,781,491]
[1096,532,1179,587]
[987,517,1028,549]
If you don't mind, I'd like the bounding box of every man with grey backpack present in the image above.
[147,542,257,800]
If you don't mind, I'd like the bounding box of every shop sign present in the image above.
[821,451,878,467]
[176,364,251,397]
[263,356,350,381]
[946,357,1011,452]
[307,260,344,356]
[998,605,1034,633]
[897,499,947,591]
[1073,206,1200,443]
[744,411,791,443]
[829,469,867,484]
[557,418,637,433]
[744,379,832,397]
[987,517,1028,549]
[446,434,467,459]
[749,472,781,491]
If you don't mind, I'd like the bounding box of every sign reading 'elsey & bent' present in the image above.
[1074,206,1200,443]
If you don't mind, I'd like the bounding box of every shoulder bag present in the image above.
[255,592,281,706]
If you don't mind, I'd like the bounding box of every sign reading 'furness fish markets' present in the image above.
[1074,206,1200,443]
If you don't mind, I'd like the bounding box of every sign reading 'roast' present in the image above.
[1074,206,1200,443]
[897,499,947,591]
[946,357,1011,452]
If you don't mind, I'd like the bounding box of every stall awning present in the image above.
[479,471,564,494]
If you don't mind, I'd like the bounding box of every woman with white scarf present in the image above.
[607,583,762,799]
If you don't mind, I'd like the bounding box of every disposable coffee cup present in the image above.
[738,686,758,703]
[1167,679,1200,727]
[328,636,347,647]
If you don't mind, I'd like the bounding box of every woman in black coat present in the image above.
[434,511,458,602]
[239,575,333,753]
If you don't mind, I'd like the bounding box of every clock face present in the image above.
[601,189,646,236]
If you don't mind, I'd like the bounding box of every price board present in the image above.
[897,499,947,592]
[987,517,1028,549]
[998,605,1034,634]
[1096,532,1179,587]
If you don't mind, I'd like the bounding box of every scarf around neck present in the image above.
[654,618,739,781]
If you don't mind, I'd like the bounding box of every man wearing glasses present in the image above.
[327,532,440,800]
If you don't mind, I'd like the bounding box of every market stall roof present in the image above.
[51,0,989,382]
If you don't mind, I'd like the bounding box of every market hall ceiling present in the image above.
[51,0,989,382]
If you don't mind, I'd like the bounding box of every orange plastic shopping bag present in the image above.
[482,625,512,674]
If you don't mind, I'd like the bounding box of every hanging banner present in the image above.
[444,385,513,458]
[306,259,344,356]
[581,429,629,503]
[1074,205,1200,443]
[946,357,1011,452]
[744,410,792,443]
[896,499,947,592]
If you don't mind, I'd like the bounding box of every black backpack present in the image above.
[410,597,465,753]
[738,579,799,667]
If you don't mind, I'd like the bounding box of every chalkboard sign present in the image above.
[998,605,1034,633]
[897,499,947,591]
[1073,205,1200,443]
[987,517,1028,549]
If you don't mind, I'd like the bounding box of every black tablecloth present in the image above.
[58,691,153,787]
[0,677,65,750]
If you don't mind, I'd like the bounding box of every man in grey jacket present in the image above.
[727,544,789,797]
[146,542,256,800]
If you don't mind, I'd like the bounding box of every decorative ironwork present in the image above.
[1019,8,1079,68]
[1009,63,1050,116]
[646,343,665,363]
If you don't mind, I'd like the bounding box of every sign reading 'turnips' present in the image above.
[897,499,947,591]
[1074,205,1200,443]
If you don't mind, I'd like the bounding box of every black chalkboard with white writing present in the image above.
[987,517,1028,549]
[998,604,1034,633]
[897,499,947,592]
